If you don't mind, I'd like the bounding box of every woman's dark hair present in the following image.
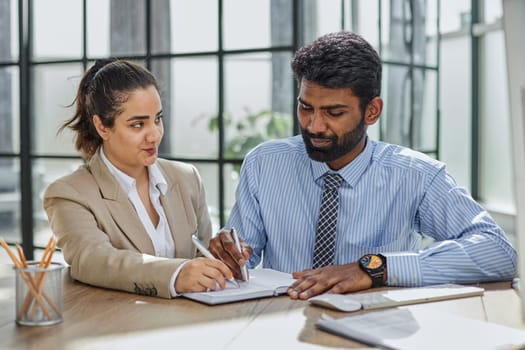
[60,59,160,160]
[291,31,382,115]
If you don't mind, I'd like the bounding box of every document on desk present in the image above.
[309,283,485,312]
[316,308,525,350]
[182,268,295,305]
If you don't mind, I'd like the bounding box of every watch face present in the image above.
[361,254,383,269]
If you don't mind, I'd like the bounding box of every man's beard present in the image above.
[301,116,366,163]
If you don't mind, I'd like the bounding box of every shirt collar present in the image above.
[99,147,168,195]
[309,136,375,188]
[149,162,168,195]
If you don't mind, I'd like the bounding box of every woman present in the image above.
[44,59,232,298]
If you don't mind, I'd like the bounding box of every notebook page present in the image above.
[247,268,296,294]
[182,268,295,304]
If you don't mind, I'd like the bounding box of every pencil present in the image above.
[0,239,53,320]
[0,239,22,267]
[16,244,28,268]
[28,237,60,319]
[19,236,61,320]
[39,235,55,268]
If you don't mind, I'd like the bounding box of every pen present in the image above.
[231,227,249,281]
[191,234,239,288]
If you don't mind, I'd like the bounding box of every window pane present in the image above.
[32,0,82,60]
[0,66,19,153]
[301,0,358,44]
[355,0,380,48]
[34,158,83,247]
[381,0,438,66]
[224,163,240,224]
[382,64,414,147]
[224,52,294,159]
[0,0,19,61]
[0,158,20,243]
[382,66,438,151]
[87,0,110,57]
[439,0,471,34]
[368,122,380,140]
[151,0,218,54]
[32,63,82,156]
[418,68,438,151]
[479,30,512,210]
[425,0,439,66]
[88,0,147,57]
[315,0,344,35]
[224,0,292,50]
[191,162,220,234]
[439,35,471,190]
[153,57,219,158]
[483,0,502,24]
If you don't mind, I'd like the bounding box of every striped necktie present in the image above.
[313,173,344,269]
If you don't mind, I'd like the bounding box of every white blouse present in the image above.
[99,147,175,258]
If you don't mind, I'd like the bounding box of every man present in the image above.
[209,31,517,300]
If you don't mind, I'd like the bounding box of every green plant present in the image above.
[208,109,293,172]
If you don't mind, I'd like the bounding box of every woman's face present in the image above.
[95,85,164,177]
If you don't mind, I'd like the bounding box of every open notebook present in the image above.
[182,268,295,305]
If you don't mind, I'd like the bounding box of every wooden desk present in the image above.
[0,264,523,350]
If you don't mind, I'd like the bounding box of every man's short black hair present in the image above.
[291,31,382,113]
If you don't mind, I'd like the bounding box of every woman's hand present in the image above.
[174,257,235,293]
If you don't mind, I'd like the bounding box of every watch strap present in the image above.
[368,270,385,288]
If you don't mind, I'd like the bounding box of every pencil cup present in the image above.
[14,261,65,326]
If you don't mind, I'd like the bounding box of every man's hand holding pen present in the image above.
[209,229,252,281]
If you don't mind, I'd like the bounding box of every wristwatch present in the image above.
[359,253,387,288]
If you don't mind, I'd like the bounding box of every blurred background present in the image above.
[0,0,514,259]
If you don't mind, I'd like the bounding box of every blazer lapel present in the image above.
[89,152,156,255]
[157,163,196,259]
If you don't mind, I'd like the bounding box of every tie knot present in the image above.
[323,173,344,190]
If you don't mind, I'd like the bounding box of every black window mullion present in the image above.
[19,0,33,259]
[378,0,384,141]
[82,0,87,68]
[435,0,441,160]
[471,0,480,199]
[291,0,299,134]
[145,0,151,70]
[218,0,225,228]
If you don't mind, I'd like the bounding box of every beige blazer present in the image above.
[43,152,212,298]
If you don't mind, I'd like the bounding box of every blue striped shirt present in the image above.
[227,135,517,286]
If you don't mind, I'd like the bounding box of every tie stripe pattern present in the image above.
[313,173,344,269]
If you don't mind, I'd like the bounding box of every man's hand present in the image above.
[287,262,373,300]
[208,230,252,280]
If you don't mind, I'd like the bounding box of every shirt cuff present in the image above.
[169,260,191,297]
[383,252,423,287]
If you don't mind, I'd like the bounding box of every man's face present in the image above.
[297,80,369,170]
